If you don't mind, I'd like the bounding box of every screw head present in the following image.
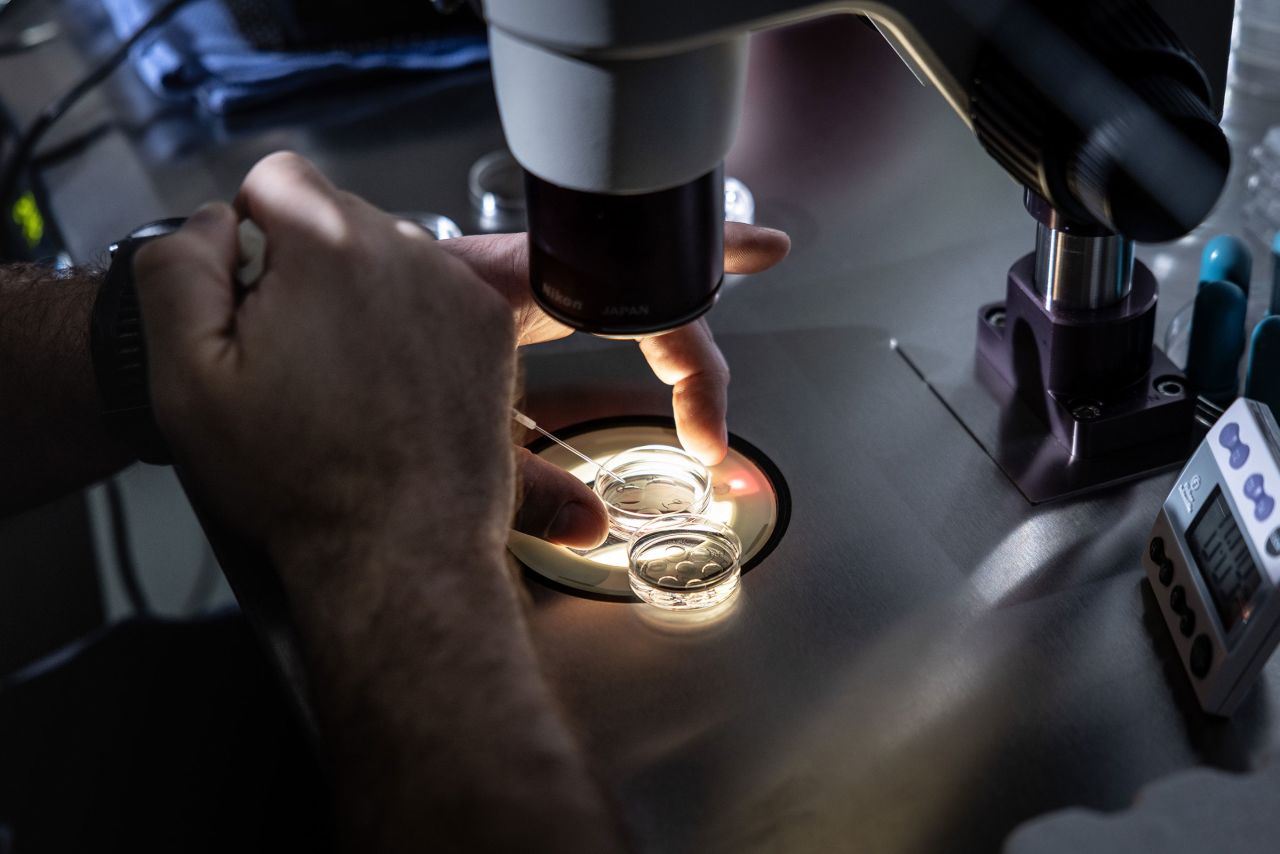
[1071,401,1103,420]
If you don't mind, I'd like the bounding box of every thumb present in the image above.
[133,202,240,376]
[514,447,609,548]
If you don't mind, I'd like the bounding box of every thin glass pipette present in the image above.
[512,409,623,484]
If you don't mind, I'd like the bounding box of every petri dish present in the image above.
[724,176,755,224]
[395,211,463,240]
[468,150,528,233]
[593,445,711,539]
[506,420,785,598]
[628,514,741,610]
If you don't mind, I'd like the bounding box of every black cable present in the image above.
[0,0,195,206]
[105,477,152,616]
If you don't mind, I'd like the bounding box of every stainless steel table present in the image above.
[5,7,1280,852]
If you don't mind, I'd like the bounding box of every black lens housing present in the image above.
[969,0,1229,243]
[525,166,724,336]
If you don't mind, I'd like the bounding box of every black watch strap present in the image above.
[91,218,186,465]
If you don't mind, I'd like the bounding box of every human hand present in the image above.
[441,222,790,548]
[133,152,518,566]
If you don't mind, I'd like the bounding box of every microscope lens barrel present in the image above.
[524,166,725,336]
[1033,223,1134,310]
[971,0,1229,243]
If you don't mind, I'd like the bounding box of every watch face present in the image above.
[126,218,187,242]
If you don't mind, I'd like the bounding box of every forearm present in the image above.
[0,264,134,514]
[276,518,629,854]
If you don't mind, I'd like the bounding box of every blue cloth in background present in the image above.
[99,0,489,115]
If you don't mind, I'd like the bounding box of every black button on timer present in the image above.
[1190,634,1213,678]
[1158,559,1174,586]
[1150,537,1166,562]
[1170,585,1187,613]
[1180,609,1196,637]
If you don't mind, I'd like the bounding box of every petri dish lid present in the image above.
[469,149,527,232]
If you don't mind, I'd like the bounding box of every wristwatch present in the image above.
[90,218,185,465]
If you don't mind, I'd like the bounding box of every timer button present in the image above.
[1158,559,1175,586]
[1180,609,1197,637]
[1258,495,1276,522]
[1219,422,1251,469]
[1170,585,1187,613]
[1245,473,1265,499]
[1244,474,1275,521]
[1190,634,1213,679]
[1149,536,1166,562]
[1220,422,1241,448]
[1267,527,1280,557]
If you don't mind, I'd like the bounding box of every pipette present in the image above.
[512,409,623,484]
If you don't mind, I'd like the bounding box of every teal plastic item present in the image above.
[1187,280,1248,405]
[1246,316,1280,418]
[1200,234,1253,296]
[1270,231,1280,316]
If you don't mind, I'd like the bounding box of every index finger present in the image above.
[233,151,348,246]
[638,318,730,465]
[724,222,791,274]
[440,222,791,346]
[443,222,792,295]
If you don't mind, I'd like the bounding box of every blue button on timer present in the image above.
[1245,473,1275,521]
[1257,495,1274,522]
[1219,421,1250,469]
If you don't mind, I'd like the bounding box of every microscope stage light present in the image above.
[507,420,787,598]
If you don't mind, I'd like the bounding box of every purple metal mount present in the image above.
[971,253,1195,500]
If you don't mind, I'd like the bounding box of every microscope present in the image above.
[481,0,1233,497]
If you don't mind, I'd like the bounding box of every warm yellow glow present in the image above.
[707,498,736,526]
[569,460,599,483]
[583,542,629,568]
[509,427,778,597]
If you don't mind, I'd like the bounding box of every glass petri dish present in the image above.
[468,150,528,233]
[724,176,755,224]
[628,514,742,609]
[593,445,711,539]
[395,211,463,240]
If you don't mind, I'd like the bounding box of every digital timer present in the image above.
[1142,397,1280,716]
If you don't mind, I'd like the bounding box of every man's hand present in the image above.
[133,152,628,853]
[133,153,517,562]
[442,222,790,548]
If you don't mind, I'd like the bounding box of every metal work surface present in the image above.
[4,7,1279,854]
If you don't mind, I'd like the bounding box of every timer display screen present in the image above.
[1186,487,1264,633]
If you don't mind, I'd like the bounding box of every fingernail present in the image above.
[693,446,726,467]
[548,501,606,547]
[683,432,726,467]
